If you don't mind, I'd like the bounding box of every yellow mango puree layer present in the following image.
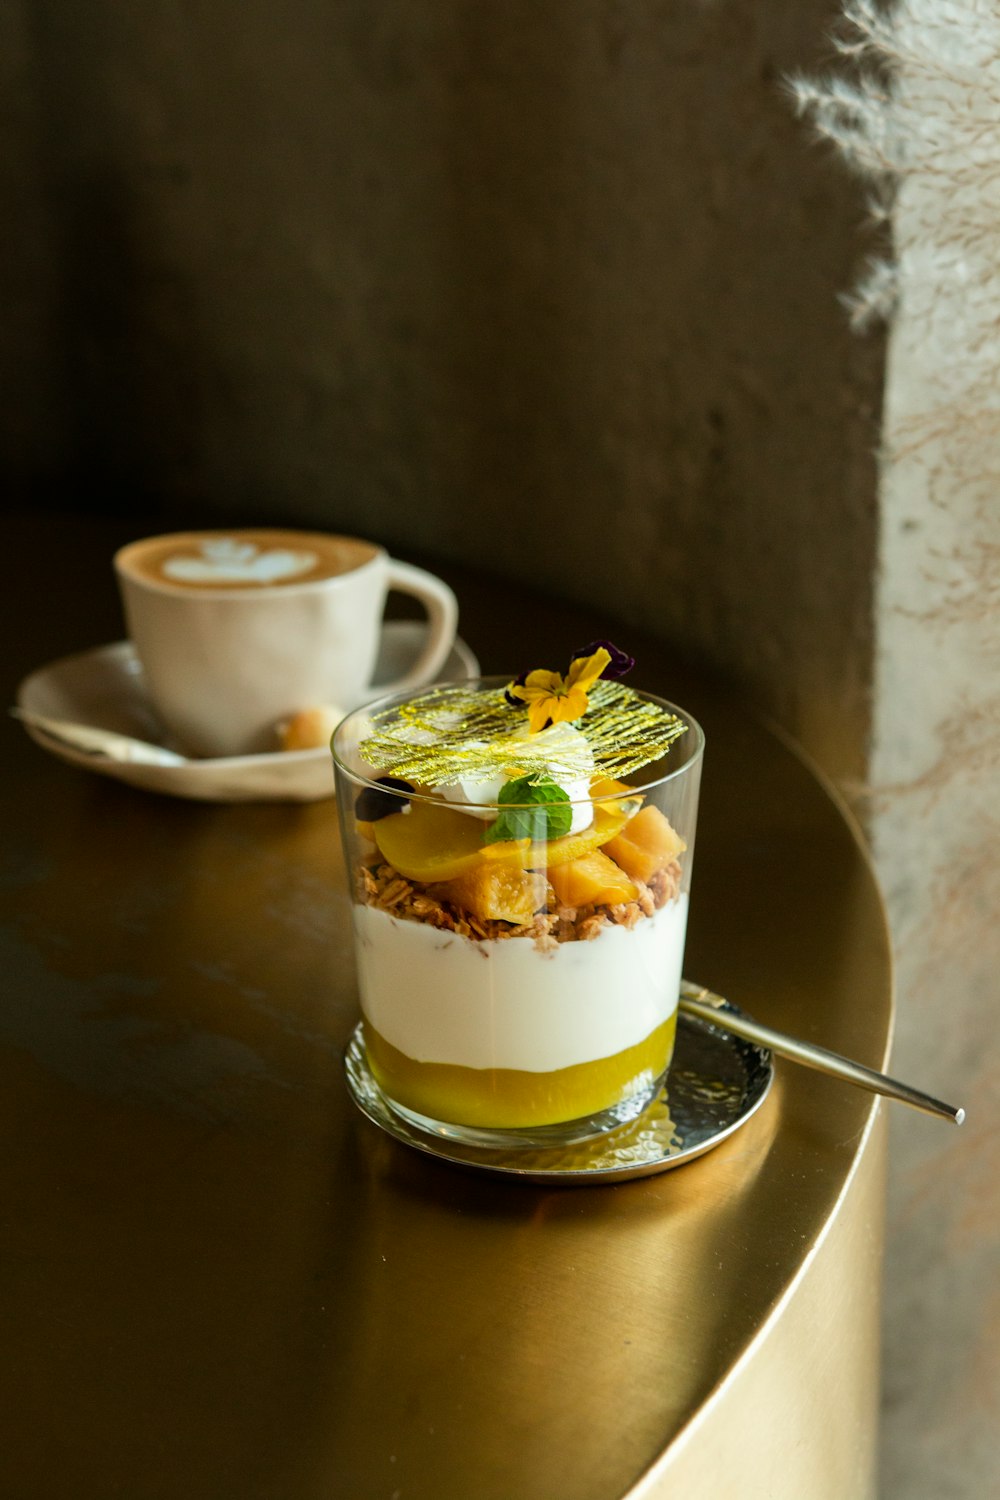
[364,1013,677,1129]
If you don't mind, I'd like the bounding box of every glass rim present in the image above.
[331,674,705,812]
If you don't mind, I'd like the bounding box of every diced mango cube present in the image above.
[431,864,547,925]
[602,804,686,884]
[547,850,638,908]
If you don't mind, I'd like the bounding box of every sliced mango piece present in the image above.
[528,802,633,869]
[590,777,644,825]
[603,804,686,884]
[590,776,640,804]
[590,775,630,797]
[374,799,634,883]
[374,802,495,882]
[548,850,638,908]
[431,864,547,925]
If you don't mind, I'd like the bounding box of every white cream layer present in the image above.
[352,893,688,1072]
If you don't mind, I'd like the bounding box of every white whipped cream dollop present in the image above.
[437,722,596,834]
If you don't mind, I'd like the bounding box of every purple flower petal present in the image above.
[570,639,635,679]
[504,670,529,707]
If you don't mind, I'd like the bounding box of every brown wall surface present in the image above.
[2,0,882,784]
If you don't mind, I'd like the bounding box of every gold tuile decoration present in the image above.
[358,680,687,787]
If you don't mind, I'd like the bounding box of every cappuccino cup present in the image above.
[114,529,458,758]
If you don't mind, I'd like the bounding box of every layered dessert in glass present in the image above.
[333,643,703,1148]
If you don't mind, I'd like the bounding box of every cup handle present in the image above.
[377,561,459,696]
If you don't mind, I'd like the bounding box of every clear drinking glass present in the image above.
[333,678,704,1149]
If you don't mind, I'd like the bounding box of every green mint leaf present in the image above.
[483,774,573,845]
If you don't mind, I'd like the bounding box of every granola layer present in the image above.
[355,855,682,951]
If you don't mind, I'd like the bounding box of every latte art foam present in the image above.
[162,539,319,586]
[117,529,377,592]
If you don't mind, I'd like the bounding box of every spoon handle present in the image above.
[679,982,965,1126]
[11,707,187,766]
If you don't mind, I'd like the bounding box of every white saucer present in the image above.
[15,624,480,803]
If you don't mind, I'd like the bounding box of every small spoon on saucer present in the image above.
[679,981,964,1125]
[11,707,189,766]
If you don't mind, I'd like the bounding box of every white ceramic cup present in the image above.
[114,529,459,757]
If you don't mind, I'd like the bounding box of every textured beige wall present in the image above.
[873,441,999,1500]
[789,6,1000,1490]
[3,0,880,785]
[872,140,1000,1500]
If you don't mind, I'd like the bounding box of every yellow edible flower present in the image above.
[509,647,612,734]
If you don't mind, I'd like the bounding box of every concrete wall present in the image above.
[868,12,1000,1487]
[3,0,879,786]
[874,348,1000,1500]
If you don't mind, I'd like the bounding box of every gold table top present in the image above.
[0,519,893,1499]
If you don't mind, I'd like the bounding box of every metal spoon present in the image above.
[679,980,965,1125]
[11,707,188,766]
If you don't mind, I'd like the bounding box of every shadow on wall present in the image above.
[17,0,209,519]
[52,169,206,514]
[13,4,875,519]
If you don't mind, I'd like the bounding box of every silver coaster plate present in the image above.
[343,1002,774,1184]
